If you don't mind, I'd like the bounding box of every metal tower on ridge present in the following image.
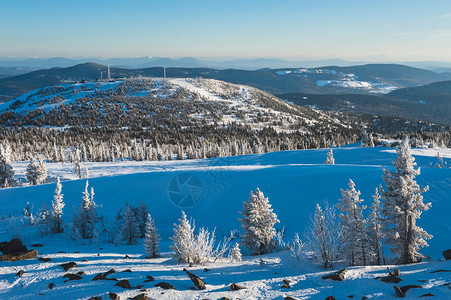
[107,65,111,81]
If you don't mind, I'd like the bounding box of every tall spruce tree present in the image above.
[381,137,432,264]
[144,213,160,258]
[50,177,65,234]
[336,179,368,266]
[367,187,384,265]
[239,188,279,255]
[121,205,139,245]
[72,180,98,239]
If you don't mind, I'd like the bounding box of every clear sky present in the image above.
[1,0,451,61]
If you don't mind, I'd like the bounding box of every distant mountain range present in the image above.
[2,62,451,101]
[1,62,450,126]
[281,80,451,126]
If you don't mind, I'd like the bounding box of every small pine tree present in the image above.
[336,179,368,266]
[144,213,160,258]
[367,187,384,265]
[72,180,98,239]
[50,177,65,234]
[83,166,89,178]
[136,201,148,237]
[121,205,140,245]
[239,188,280,255]
[325,149,335,164]
[170,211,195,263]
[230,243,242,262]
[26,158,47,185]
[381,137,432,264]
[73,149,82,179]
[0,143,15,187]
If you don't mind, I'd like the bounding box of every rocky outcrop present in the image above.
[442,249,451,260]
[0,239,27,254]
[115,280,132,289]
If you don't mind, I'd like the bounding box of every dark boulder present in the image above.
[129,294,149,300]
[104,268,116,276]
[109,293,119,300]
[48,283,55,289]
[59,262,77,271]
[281,279,291,288]
[115,279,132,289]
[230,283,246,290]
[63,273,83,281]
[325,297,336,300]
[394,285,404,297]
[154,282,175,290]
[31,244,44,247]
[143,275,154,282]
[443,249,451,260]
[92,273,107,281]
[420,293,434,297]
[0,239,27,255]
[38,257,51,262]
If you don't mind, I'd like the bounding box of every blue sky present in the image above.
[1,0,451,61]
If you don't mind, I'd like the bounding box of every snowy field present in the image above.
[0,146,450,299]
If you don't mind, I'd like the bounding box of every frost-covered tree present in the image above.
[0,143,15,187]
[239,188,280,255]
[83,166,89,179]
[50,177,65,234]
[73,149,82,179]
[136,201,148,237]
[144,213,159,258]
[381,137,432,264]
[305,202,341,269]
[170,211,195,263]
[121,205,139,245]
[367,187,384,265]
[72,180,98,239]
[336,179,368,266]
[26,158,47,185]
[37,201,49,224]
[23,202,35,226]
[230,243,242,262]
[325,148,335,164]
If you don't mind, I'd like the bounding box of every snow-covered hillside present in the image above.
[0,146,450,299]
[0,77,345,133]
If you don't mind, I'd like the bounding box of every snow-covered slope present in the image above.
[0,146,450,299]
[1,146,450,259]
[0,77,345,133]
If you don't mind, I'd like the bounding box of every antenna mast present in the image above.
[163,66,166,79]
[107,65,111,81]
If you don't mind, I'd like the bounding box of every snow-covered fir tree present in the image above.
[23,202,35,226]
[239,188,280,255]
[230,243,242,262]
[305,202,341,269]
[72,180,98,239]
[325,148,335,164]
[381,137,432,264]
[0,143,15,187]
[336,179,368,266]
[170,211,195,263]
[120,205,140,245]
[73,149,82,179]
[367,187,384,265]
[37,201,49,224]
[144,213,160,258]
[50,177,65,234]
[136,201,148,237]
[26,158,47,185]
[83,166,89,179]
